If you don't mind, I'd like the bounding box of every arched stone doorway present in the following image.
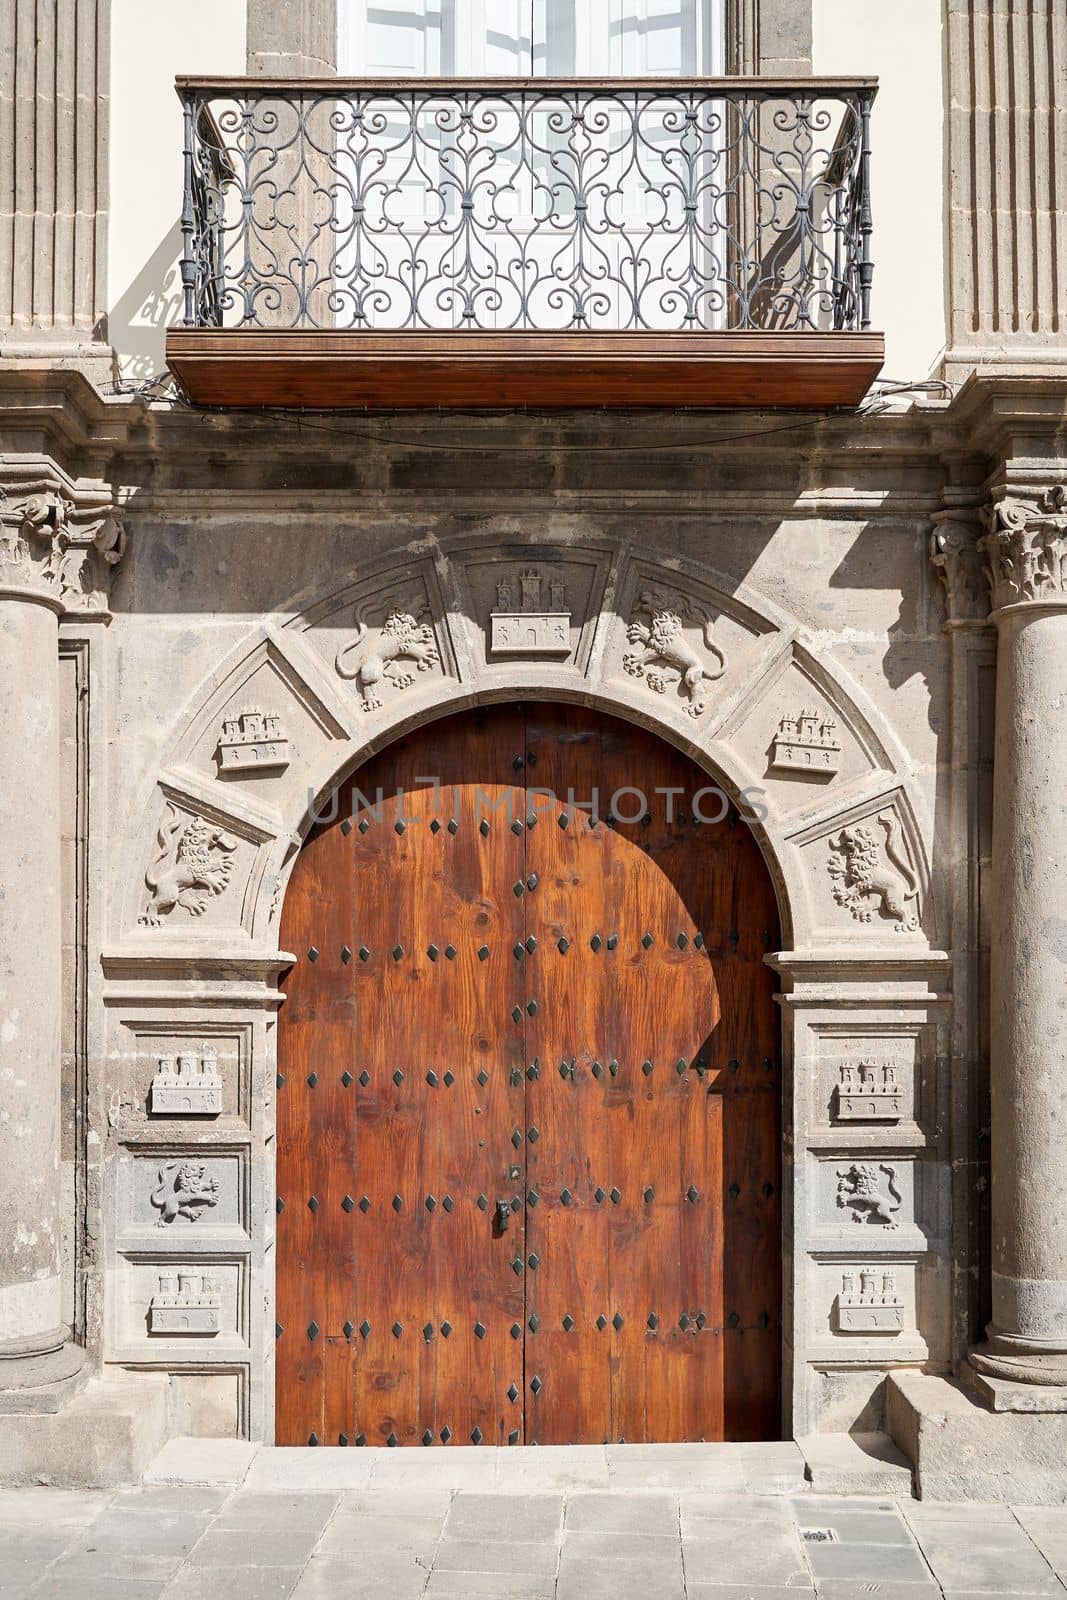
[276,700,781,1447]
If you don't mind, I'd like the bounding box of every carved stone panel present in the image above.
[150,1046,224,1117]
[301,567,455,714]
[119,1259,243,1347]
[216,709,289,774]
[817,1157,915,1233]
[793,797,926,940]
[834,1269,905,1334]
[139,805,241,928]
[455,549,607,673]
[489,568,571,656]
[150,1268,222,1335]
[118,1153,244,1236]
[835,1060,904,1122]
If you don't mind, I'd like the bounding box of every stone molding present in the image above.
[978,485,1067,613]
[0,473,125,615]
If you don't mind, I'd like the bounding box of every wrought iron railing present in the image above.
[177,77,875,335]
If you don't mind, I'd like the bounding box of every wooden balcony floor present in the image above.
[165,329,884,411]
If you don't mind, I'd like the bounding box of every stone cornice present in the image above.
[0,469,126,617]
[979,486,1067,613]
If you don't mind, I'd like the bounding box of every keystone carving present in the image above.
[623,588,726,719]
[150,1269,221,1334]
[929,514,988,624]
[335,601,440,710]
[140,805,239,926]
[979,486,1067,610]
[0,484,125,611]
[835,1269,904,1334]
[827,812,919,932]
[836,1162,902,1228]
[150,1161,220,1226]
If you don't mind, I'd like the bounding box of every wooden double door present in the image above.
[276,703,780,1447]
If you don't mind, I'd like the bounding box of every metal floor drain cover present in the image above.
[800,1527,839,1543]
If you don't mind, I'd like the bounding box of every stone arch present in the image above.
[123,542,932,955]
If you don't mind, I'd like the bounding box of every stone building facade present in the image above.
[0,0,1066,1499]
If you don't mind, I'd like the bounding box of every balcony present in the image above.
[166,77,883,410]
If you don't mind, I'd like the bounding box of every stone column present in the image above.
[0,483,122,1401]
[970,486,1067,1385]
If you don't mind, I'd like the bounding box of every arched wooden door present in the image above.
[276,702,780,1447]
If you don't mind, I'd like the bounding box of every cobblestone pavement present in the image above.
[2,1477,1067,1600]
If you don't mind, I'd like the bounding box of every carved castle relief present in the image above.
[150,1047,223,1116]
[835,1269,904,1334]
[835,1061,904,1122]
[489,568,571,657]
[771,710,841,776]
[140,806,239,926]
[622,587,726,719]
[827,812,919,931]
[334,600,440,710]
[149,1269,221,1335]
[216,709,289,774]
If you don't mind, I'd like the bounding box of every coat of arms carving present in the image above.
[622,588,726,718]
[335,601,440,710]
[140,805,239,926]
[827,812,919,931]
[489,568,571,657]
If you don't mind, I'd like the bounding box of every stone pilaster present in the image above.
[0,0,111,368]
[0,476,122,1400]
[970,485,1067,1385]
[944,0,1067,376]
[246,0,336,76]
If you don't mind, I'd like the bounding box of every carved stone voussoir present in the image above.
[140,804,239,927]
[979,486,1067,611]
[827,811,920,933]
[0,479,125,613]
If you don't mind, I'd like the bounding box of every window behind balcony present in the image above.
[338,1,726,77]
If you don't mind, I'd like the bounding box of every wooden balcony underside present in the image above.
[166,330,885,411]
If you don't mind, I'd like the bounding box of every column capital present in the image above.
[978,487,1067,614]
[0,478,125,616]
[929,511,990,627]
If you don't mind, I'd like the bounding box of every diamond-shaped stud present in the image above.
[392,1322,403,1338]
[307,1072,318,1087]
[676,1059,688,1076]
[275,1322,284,1338]
[445,945,457,960]
[590,934,602,952]
[392,1194,403,1212]
[528,1253,540,1270]
[513,943,525,961]
[687,1185,700,1203]
[441,1320,453,1337]
[341,818,352,837]
[527,1190,539,1207]
[507,1383,519,1402]
[613,1312,624,1331]
[441,1426,453,1443]
[474,1321,486,1339]
[610,1187,621,1204]
[425,1195,437,1212]
[609,1059,619,1077]
[359,1070,370,1085]
[394,820,406,836]
[509,1429,520,1444]
[443,1195,454,1212]
[308,1431,319,1446]
[607,933,619,950]
[479,820,490,837]
[276,1197,285,1214]
[643,1186,655,1203]
[527,1126,540,1143]
[387,1432,398,1447]
[694,931,705,949]
[343,1319,354,1338]
[510,1323,522,1340]
[641,933,654,949]
[596,1314,607,1331]
[430,818,441,835]
[342,1195,355,1213]
[358,818,370,835]
[307,1321,319,1341]
[307,1195,319,1213]
[527,874,538,891]
[307,946,319,963]
[562,1314,575,1331]
[359,1196,370,1213]
[592,1060,603,1079]
[477,1194,488,1211]
[427,1070,439,1087]
[527,1000,538,1016]
[359,946,371,963]
[511,1258,523,1276]
[471,1427,483,1444]
[448,818,458,835]
[422,1429,433,1445]
[393,1069,404,1085]
[355,1433,367,1446]
[526,1061,540,1081]
[444,1071,455,1085]
[512,1129,523,1149]
[341,1070,353,1087]
[528,1314,539,1333]
[679,1313,690,1331]
[559,1060,575,1081]
[729,1182,741,1199]
[530,1375,543,1394]
[392,944,404,962]
[477,1069,489,1086]
[557,936,570,954]
[423,1322,434,1342]
[594,1186,605,1203]
[561,1188,573,1206]
[647,1313,660,1331]
[341,945,352,964]
[511,819,523,835]
[427,944,439,962]
[478,945,490,962]
[359,1319,371,1338]
[642,1060,654,1077]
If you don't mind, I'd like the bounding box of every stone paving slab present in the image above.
[6,1479,1067,1598]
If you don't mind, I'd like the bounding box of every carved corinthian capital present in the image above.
[978,486,1067,612]
[0,479,125,614]
[929,513,989,625]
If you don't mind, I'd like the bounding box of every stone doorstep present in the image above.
[0,1373,170,1489]
[798,1430,915,1496]
[153,1437,812,1494]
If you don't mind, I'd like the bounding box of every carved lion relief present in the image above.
[622,587,726,719]
[140,805,239,926]
[150,1161,220,1226]
[334,601,440,710]
[827,812,919,932]
[835,1162,902,1228]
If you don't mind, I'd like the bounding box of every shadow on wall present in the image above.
[108,223,184,383]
